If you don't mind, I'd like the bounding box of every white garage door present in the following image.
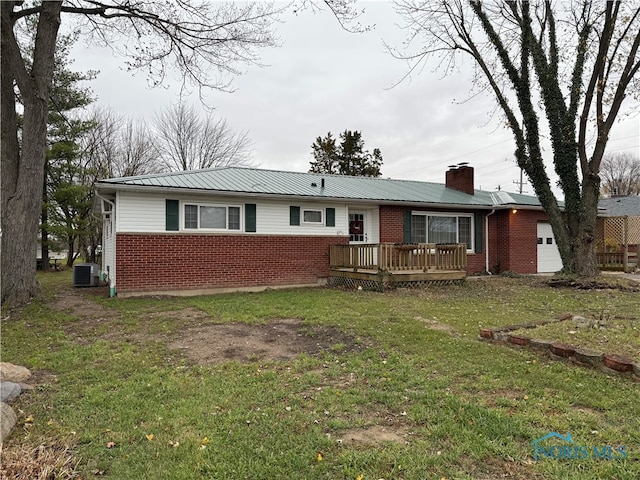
[537,222,563,273]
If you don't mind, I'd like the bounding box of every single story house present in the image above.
[95,165,563,297]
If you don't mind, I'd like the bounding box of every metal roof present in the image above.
[598,196,640,217]
[95,166,547,209]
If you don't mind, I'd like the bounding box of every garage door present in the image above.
[537,222,563,273]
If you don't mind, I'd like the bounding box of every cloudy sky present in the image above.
[72,1,639,196]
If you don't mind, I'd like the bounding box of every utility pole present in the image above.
[513,168,528,194]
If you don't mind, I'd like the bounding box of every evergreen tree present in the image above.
[309,130,383,177]
[42,31,97,267]
[310,132,338,174]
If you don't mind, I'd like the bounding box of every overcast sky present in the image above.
[71,1,639,196]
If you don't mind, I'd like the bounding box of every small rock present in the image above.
[0,363,32,383]
[1,402,17,443]
[0,382,21,403]
[572,315,596,328]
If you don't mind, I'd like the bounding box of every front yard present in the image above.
[1,272,639,479]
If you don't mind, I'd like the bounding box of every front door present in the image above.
[349,211,367,243]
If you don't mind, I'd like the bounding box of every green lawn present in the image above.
[1,272,639,479]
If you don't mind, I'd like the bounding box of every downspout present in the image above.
[485,209,496,275]
[95,191,116,297]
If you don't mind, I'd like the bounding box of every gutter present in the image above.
[95,191,116,297]
[485,209,496,274]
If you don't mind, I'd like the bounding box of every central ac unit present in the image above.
[73,263,100,287]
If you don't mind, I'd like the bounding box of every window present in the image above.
[411,212,473,249]
[302,209,323,224]
[184,204,241,230]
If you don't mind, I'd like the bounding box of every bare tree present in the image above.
[1,1,279,305]
[600,152,640,197]
[153,102,253,172]
[392,1,640,277]
[85,109,161,178]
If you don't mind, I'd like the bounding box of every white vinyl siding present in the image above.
[116,192,167,232]
[259,203,349,235]
[114,192,354,237]
[102,212,115,282]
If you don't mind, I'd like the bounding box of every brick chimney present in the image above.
[445,165,474,195]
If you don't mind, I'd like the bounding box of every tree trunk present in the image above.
[1,2,62,305]
[41,165,50,272]
[573,173,601,277]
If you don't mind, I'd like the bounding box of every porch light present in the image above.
[512,209,518,214]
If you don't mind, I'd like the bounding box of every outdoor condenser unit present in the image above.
[73,263,100,287]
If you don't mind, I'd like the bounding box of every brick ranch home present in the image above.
[95,165,563,297]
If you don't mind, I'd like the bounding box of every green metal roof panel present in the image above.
[96,166,544,208]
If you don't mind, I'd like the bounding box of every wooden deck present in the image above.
[329,243,467,288]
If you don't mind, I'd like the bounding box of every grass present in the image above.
[2,273,640,479]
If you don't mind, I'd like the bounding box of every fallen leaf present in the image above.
[106,441,116,449]
[317,452,323,462]
[146,434,154,441]
[24,415,34,423]
[200,437,210,446]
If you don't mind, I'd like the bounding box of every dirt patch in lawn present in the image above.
[167,318,367,364]
[50,285,117,321]
[51,286,366,365]
[338,425,410,445]
[415,316,457,335]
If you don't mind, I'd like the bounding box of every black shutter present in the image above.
[290,206,300,226]
[474,213,483,253]
[166,199,179,231]
[325,207,335,227]
[245,204,256,232]
[403,209,412,243]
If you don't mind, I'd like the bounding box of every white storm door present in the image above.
[349,211,368,244]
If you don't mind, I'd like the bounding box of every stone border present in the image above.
[479,314,640,380]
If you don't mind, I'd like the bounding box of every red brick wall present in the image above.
[492,209,551,274]
[379,205,552,274]
[116,234,348,293]
[379,205,486,274]
[379,205,405,243]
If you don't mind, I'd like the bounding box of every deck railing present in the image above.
[330,243,467,272]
